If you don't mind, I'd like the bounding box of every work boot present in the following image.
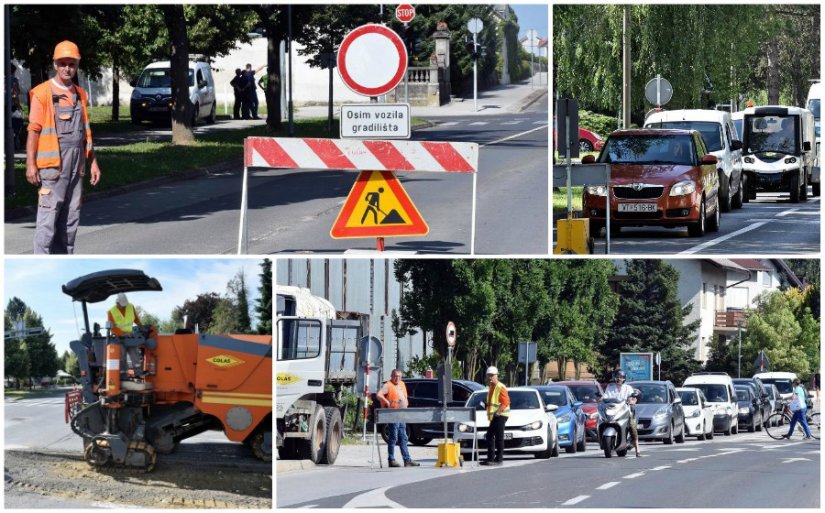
[388,459,401,468]
[489,459,503,466]
[404,460,420,467]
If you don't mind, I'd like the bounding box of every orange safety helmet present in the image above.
[53,40,81,61]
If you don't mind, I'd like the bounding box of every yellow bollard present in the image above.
[435,441,462,468]
[553,218,593,254]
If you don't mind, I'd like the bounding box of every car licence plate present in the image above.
[504,432,513,439]
[618,203,657,213]
[149,107,167,112]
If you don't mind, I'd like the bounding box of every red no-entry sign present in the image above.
[396,4,416,23]
[337,24,408,97]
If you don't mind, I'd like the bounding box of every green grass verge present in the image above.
[4,388,67,399]
[5,117,340,210]
[553,187,584,212]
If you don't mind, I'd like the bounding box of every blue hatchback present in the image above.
[530,385,587,453]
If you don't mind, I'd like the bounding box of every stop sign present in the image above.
[396,4,416,23]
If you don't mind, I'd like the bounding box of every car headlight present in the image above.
[653,408,669,420]
[725,406,733,415]
[689,409,701,418]
[586,185,608,196]
[556,414,572,424]
[784,157,797,164]
[457,423,474,433]
[744,156,755,164]
[522,420,543,431]
[739,407,750,414]
[670,180,696,196]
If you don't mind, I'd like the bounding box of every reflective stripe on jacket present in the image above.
[29,81,93,169]
[487,382,511,421]
[382,380,408,409]
[109,304,136,334]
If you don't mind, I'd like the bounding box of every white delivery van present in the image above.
[682,372,739,435]
[130,59,216,126]
[753,371,798,402]
[806,82,821,196]
[740,105,817,202]
[645,109,744,211]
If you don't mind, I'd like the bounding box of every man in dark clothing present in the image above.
[229,68,246,120]
[244,64,263,120]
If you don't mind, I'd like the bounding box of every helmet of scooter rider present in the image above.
[613,370,626,383]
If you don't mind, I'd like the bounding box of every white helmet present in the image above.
[116,293,128,307]
[486,366,499,376]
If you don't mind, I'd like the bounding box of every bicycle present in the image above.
[765,402,820,440]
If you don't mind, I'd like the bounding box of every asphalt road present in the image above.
[4,99,548,255]
[585,191,820,255]
[277,429,820,508]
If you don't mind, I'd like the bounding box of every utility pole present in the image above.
[737,320,743,378]
[287,5,294,136]
[622,6,631,128]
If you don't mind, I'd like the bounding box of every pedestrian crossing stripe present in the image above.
[330,171,429,238]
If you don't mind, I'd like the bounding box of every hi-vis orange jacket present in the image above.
[382,380,408,409]
[487,382,511,421]
[29,81,93,170]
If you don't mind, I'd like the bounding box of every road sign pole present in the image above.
[471,172,477,255]
[473,32,478,112]
[444,345,452,441]
[236,166,249,254]
[404,22,409,104]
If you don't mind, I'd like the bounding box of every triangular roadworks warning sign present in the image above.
[330,171,429,239]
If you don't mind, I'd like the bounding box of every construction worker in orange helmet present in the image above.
[26,40,101,254]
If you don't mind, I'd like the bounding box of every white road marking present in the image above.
[438,122,459,127]
[677,458,699,463]
[650,465,672,471]
[623,472,645,479]
[342,487,405,509]
[776,208,800,217]
[562,495,590,506]
[781,457,812,463]
[480,125,548,148]
[469,121,489,126]
[596,482,621,490]
[679,221,768,254]
[501,121,523,125]
[533,120,547,124]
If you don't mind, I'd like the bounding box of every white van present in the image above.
[740,105,817,202]
[806,82,821,196]
[130,60,216,125]
[753,371,798,402]
[682,372,739,435]
[645,109,744,212]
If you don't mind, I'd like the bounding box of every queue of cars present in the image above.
[579,102,819,238]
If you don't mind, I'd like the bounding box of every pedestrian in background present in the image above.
[783,378,813,440]
[229,68,246,120]
[243,63,264,120]
[26,41,100,254]
[376,369,420,468]
[482,366,510,466]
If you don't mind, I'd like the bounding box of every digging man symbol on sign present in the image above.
[360,186,405,225]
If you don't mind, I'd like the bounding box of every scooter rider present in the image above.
[603,370,641,457]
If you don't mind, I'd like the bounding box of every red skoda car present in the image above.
[582,129,720,237]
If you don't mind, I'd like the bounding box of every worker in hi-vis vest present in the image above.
[108,293,143,337]
[376,369,420,468]
[26,40,101,254]
[482,366,510,466]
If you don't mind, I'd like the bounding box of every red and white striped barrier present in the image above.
[244,137,478,173]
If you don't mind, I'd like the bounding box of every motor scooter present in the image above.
[598,397,631,458]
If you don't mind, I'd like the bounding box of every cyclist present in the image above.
[783,378,813,440]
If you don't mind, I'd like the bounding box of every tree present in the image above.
[20,308,59,387]
[172,292,222,333]
[61,350,80,378]
[603,260,700,385]
[6,297,27,322]
[703,334,738,376]
[160,5,195,145]
[210,297,242,334]
[255,259,272,335]
[229,270,252,333]
[742,290,813,378]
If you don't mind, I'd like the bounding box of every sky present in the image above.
[4,258,266,357]
[512,4,549,43]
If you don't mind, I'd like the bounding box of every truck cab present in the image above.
[741,105,817,202]
[806,82,821,196]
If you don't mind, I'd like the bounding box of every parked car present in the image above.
[531,385,587,453]
[556,380,604,441]
[734,385,764,432]
[676,387,714,440]
[683,372,739,435]
[581,128,721,237]
[130,59,217,125]
[553,118,606,153]
[764,383,783,425]
[753,371,798,402]
[732,377,771,430]
[371,378,484,445]
[455,387,559,460]
[645,109,744,212]
[631,380,686,444]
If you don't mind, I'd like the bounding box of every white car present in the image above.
[676,387,714,440]
[455,387,559,460]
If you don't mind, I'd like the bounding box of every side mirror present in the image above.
[573,401,583,409]
[803,141,812,152]
[731,140,743,151]
[674,397,682,404]
[130,79,137,87]
[546,404,559,412]
[581,155,597,164]
[701,154,718,165]
[198,79,207,89]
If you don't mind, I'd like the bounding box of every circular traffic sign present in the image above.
[446,321,456,347]
[396,4,416,23]
[337,24,408,97]
[467,18,483,34]
[644,76,673,106]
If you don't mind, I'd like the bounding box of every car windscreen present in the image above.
[735,388,750,401]
[807,98,820,120]
[648,121,723,152]
[635,384,668,404]
[137,68,194,88]
[677,390,698,406]
[599,134,695,165]
[567,385,599,403]
[689,384,729,402]
[510,391,541,409]
[745,115,798,154]
[538,390,567,407]
[760,378,794,395]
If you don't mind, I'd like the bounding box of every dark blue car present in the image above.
[531,385,587,453]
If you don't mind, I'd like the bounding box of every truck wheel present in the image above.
[409,436,433,446]
[800,172,808,201]
[742,175,750,203]
[303,405,327,464]
[813,182,821,197]
[789,173,800,203]
[321,407,342,464]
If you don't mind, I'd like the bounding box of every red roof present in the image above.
[730,259,771,271]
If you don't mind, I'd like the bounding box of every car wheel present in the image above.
[409,436,433,446]
[577,426,587,452]
[207,102,216,124]
[579,139,594,153]
[565,427,578,453]
[707,197,720,233]
[732,421,739,435]
[687,198,706,237]
[551,435,560,457]
[707,419,714,439]
[742,174,751,203]
[719,171,732,212]
[675,422,685,443]
[812,181,821,197]
[191,102,199,127]
[789,172,800,203]
[663,422,674,444]
[535,428,553,459]
[731,173,744,209]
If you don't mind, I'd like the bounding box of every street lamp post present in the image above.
[737,320,743,378]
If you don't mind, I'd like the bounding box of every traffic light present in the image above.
[465,37,479,60]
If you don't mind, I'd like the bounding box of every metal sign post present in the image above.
[467,18,483,112]
[445,321,456,441]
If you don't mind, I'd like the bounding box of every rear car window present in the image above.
[599,134,696,166]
